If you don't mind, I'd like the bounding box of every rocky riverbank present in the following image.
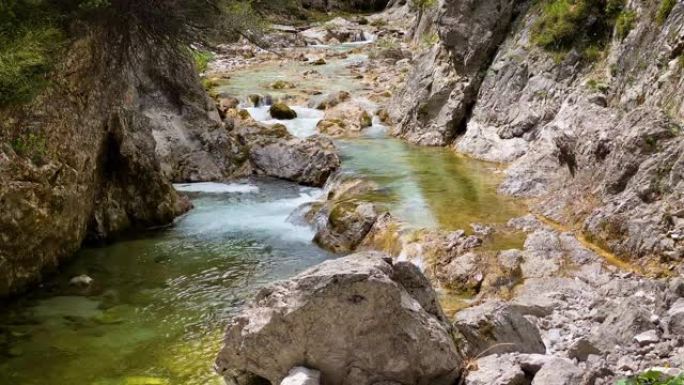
[207,4,683,384]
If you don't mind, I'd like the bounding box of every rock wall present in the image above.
[0,29,227,297]
[388,0,528,145]
[390,0,684,264]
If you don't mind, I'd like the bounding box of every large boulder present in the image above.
[454,301,546,357]
[215,252,463,385]
[249,136,340,187]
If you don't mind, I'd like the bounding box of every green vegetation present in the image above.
[192,49,214,73]
[531,0,631,61]
[615,10,637,39]
[616,371,684,385]
[421,32,440,48]
[656,0,676,25]
[0,0,67,106]
[10,131,47,164]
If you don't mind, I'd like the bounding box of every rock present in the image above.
[215,252,463,385]
[269,102,298,120]
[667,298,684,335]
[437,252,485,293]
[465,354,527,385]
[497,250,523,274]
[69,275,94,287]
[454,301,546,357]
[587,93,607,107]
[591,297,653,352]
[470,223,494,236]
[249,136,340,187]
[315,100,374,137]
[271,80,296,90]
[309,91,351,110]
[388,0,521,145]
[217,97,240,116]
[280,367,320,385]
[567,338,600,362]
[312,58,327,65]
[530,357,583,385]
[0,33,194,297]
[360,110,373,128]
[634,329,660,346]
[313,200,380,253]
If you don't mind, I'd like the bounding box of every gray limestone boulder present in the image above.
[454,301,546,357]
[215,252,463,385]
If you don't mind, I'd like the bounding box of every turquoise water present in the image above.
[0,181,332,385]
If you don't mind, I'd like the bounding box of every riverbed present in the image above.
[0,40,526,385]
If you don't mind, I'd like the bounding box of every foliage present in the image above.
[656,0,676,25]
[0,0,67,106]
[616,371,684,385]
[421,32,440,47]
[615,10,637,39]
[192,49,214,73]
[531,0,628,61]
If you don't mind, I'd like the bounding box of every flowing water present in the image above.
[0,44,526,384]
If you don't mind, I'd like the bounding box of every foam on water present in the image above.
[174,182,259,194]
[246,106,324,138]
[178,187,321,243]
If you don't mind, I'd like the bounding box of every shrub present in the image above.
[532,0,593,50]
[615,10,637,39]
[616,371,684,385]
[656,0,676,25]
[532,0,632,61]
[192,49,214,73]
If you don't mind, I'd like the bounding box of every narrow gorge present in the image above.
[0,0,683,385]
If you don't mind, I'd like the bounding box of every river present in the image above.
[0,41,525,385]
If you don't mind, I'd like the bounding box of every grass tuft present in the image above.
[656,0,676,25]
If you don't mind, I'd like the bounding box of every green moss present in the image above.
[615,10,637,39]
[656,0,676,25]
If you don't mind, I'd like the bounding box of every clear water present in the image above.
[0,181,332,385]
[215,53,367,104]
[0,43,526,385]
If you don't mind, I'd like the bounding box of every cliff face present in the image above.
[0,29,231,297]
[390,0,684,264]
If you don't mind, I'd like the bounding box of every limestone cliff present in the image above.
[390,0,684,265]
[0,28,229,297]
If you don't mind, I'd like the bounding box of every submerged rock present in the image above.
[215,252,463,385]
